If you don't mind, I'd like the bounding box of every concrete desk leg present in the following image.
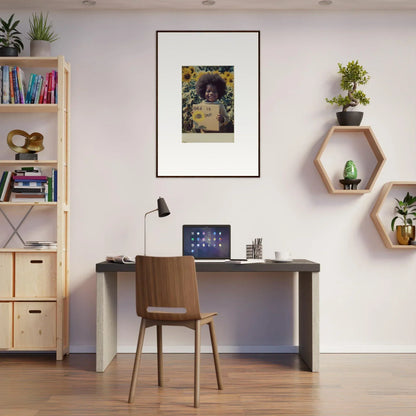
[96,271,118,372]
[298,271,319,372]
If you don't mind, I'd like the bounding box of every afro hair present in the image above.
[196,72,227,99]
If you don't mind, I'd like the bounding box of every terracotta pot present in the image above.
[396,225,415,245]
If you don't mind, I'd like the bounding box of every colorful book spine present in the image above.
[30,75,40,104]
[47,177,52,202]
[12,67,20,104]
[25,73,35,103]
[42,75,49,104]
[53,169,57,202]
[2,66,9,104]
[0,172,12,201]
[0,171,7,196]
[34,75,43,103]
[47,72,53,104]
[13,175,48,181]
[16,66,25,104]
[54,70,58,103]
[8,68,14,104]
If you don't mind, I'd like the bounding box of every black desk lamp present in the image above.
[144,197,170,255]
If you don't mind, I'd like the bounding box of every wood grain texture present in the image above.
[0,353,415,415]
[135,255,202,321]
[131,256,223,407]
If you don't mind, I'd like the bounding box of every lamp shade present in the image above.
[157,197,170,217]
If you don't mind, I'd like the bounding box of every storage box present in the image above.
[0,302,12,349]
[0,253,13,297]
[15,252,56,297]
[14,302,56,349]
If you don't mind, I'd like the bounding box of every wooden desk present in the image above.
[96,259,320,372]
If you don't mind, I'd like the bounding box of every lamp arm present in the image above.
[144,208,158,256]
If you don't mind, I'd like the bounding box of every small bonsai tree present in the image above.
[27,12,59,43]
[0,14,24,53]
[391,192,416,231]
[326,60,370,112]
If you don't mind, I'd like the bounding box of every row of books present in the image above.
[0,167,57,202]
[1,66,58,104]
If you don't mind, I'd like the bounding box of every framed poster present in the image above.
[156,30,260,177]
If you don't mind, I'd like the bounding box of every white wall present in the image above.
[2,9,416,353]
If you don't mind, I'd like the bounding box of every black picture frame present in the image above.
[156,30,260,178]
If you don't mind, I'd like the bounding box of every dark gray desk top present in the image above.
[96,259,320,273]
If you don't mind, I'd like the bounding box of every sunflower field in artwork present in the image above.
[182,66,234,133]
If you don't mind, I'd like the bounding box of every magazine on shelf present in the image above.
[106,255,135,264]
[24,241,57,250]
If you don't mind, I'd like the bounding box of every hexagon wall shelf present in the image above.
[314,126,386,194]
[370,181,416,250]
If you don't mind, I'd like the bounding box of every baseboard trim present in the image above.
[117,345,299,354]
[321,345,416,353]
[69,345,416,354]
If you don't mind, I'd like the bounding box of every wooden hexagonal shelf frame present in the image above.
[370,181,416,250]
[314,126,386,194]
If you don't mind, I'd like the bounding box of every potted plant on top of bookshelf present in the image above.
[326,60,370,126]
[391,192,416,245]
[0,14,24,56]
[27,12,59,57]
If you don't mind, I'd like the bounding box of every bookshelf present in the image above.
[0,56,70,360]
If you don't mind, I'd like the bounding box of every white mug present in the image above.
[275,250,292,261]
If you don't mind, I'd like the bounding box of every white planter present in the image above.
[30,40,51,57]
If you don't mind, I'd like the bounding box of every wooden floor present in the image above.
[0,353,415,416]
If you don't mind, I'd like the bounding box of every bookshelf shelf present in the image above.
[0,160,58,166]
[0,104,58,113]
[0,56,70,360]
[314,126,386,194]
[0,202,58,206]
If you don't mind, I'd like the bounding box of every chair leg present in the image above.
[128,318,147,403]
[208,320,223,390]
[157,325,163,387]
[194,320,201,408]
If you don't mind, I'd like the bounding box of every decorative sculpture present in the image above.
[340,160,361,190]
[7,129,44,160]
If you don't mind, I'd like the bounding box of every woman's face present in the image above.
[205,84,218,102]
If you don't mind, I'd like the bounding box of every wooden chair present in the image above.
[128,255,223,408]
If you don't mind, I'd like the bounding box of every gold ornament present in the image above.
[7,130,44,154]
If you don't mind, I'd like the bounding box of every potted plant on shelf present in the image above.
[391,192,416,245]
[0,14,24,56]
[326,60,370,126]
[27,12,59,57]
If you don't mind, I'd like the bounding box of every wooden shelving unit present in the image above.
[0,56,70,359]
[314,126,386,194]
[370,181,416,250]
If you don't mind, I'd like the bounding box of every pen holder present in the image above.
[247,239,263,259]
[246,244,254,259]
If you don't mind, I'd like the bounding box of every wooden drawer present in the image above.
[14,302,56,349]
[0,302,12,349]
[15,253,56,298]
[0,253,13,297]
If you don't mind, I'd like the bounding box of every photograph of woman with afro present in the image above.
[182,66,234,143]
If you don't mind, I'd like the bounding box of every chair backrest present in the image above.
[135,255,202,321]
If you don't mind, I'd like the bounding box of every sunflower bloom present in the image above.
[192,110,205,121]
[182,67,193,82]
